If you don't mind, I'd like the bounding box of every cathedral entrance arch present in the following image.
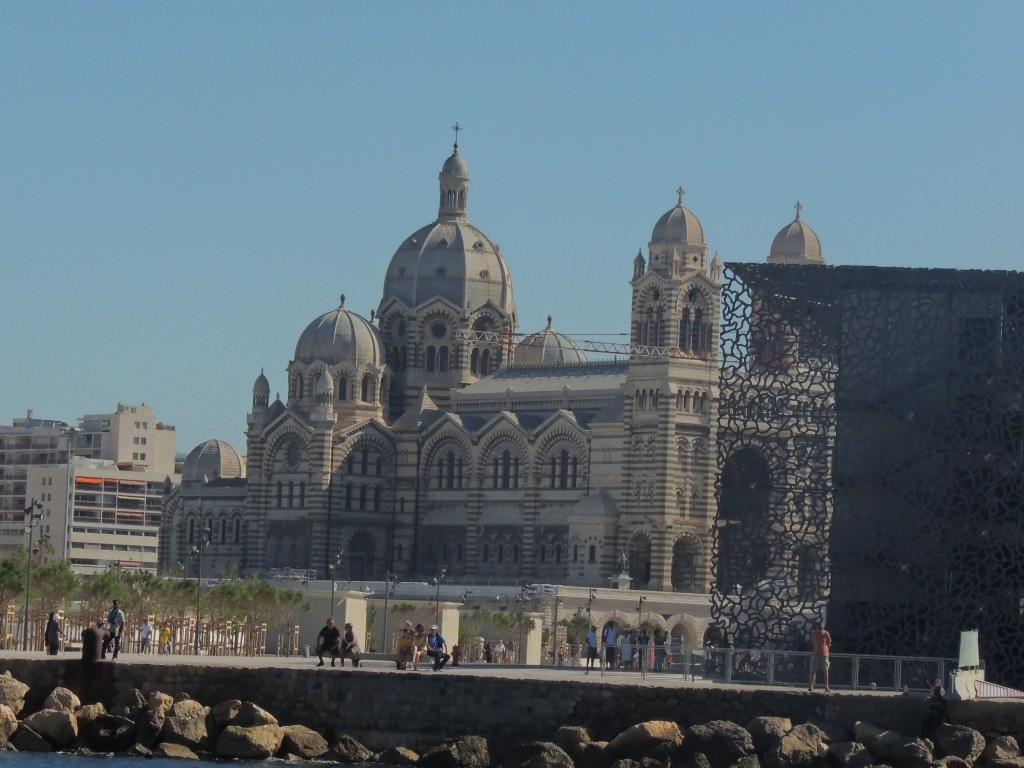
[348,531,376,580]
[627,534,651,588]
[716,447,772,594]
[671,534,701,592]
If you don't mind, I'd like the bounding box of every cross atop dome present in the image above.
[677,186,685,205]
[794,200,803,220]
[451,121,461,152]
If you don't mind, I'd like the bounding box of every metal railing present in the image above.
[583,643,957,691]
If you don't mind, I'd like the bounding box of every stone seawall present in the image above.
[3,659,1024,750]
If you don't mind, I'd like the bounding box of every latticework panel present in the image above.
[715,264,1024,687]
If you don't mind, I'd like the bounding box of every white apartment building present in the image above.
[0,404,178,572]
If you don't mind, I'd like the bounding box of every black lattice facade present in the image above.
[715,263,1024,686]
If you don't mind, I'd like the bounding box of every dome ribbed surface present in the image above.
[293,301,384,368]
[183,439,246,485]
[515,318,588,365]
[768,218,824,265]
[651,203,705,246]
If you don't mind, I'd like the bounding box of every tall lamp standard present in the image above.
[380,573,399,654]
[432,564,447,626]
[189,526,212,655]
[584,588,597,631]
[551,596,563,667]
[514,584,529,664]
[21,499,44,651]
[327,549,344,620]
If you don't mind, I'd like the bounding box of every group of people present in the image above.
[314,617,362,667]
[395,621,450,671]
[583,624,673,673]
[482,638,517,664]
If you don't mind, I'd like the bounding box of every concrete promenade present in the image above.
[0,648,892,696]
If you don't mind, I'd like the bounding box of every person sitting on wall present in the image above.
[413,624,428,671]
[396,621,415,670]
[425,625,450,671]
[340,622,361,667]
[315,617,341,667]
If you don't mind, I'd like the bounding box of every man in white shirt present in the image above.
[584,626,598,674]
[139,618,154,654]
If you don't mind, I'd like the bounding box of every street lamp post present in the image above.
[552,596,563,666]
[515,585,529,664]
[327,549,344,620]
[432,564,447,626]
[636,595,647,675]
[381,573,399,654]
[21,499,44,651]
[585,588,597,630]
[190,526,212,655]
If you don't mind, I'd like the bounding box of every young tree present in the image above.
[30,559,79,617]
[0,557,26,647]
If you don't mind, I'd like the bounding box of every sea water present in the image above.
[0,752,386,767]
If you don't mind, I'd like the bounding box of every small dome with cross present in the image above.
[768,202,825,265]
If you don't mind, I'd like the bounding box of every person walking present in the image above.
[159,625,172,655]
[809,620,832,692]
[138,618,154,654]
[425,625,450,671]
[315,617,341,667]
[102,600,125,660]
[44,612,63,655]
[584,625,598,674]
[603,623,618,671]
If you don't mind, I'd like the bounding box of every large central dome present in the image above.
[380,145,515,314]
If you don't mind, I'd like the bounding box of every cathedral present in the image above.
[160,139,826,603]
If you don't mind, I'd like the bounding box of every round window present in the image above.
[431,322,448,340]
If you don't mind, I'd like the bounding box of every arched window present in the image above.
[492,450,519,489]
[481,349,491,376]
[471,348,479,374]
[549,449,578,489]
[426,346,436,372]
[513,544,519,563]
[361,375,373,403]
[555,544,562,564]
[539,545,547,564]
[188,518,195,544]
[220,518,227,543]
[498,544,504,563]
[588,545,596,563]
[438,346,449,372]
[233,518,241,544]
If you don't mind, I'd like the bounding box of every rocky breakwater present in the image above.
[2,668,1024,767]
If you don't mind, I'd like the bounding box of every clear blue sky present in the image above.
[2,3,1022,455]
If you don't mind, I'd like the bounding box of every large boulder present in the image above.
[327,734,375,763]
[11,724,52,752]
[764,724,827,768]
[0,673,29,715]
[825,741,874,768]
[575,741,614,768]
[147,691,174,717]
[685,721,755,765]
[133,707,165,748]
[551,725,592,755]
[110,687,147,718]
[892,738,934,768]
[279,724,328,759]
[23,708,78,748]
[933,724,986,765]
[205,698,242,743]
[43,687,81,713]
[154,742,200,760]
[984,736,1021,763]
[161,711,209,750]
[231,701,278,727]
[216,723,284,759]
[609,721,684,758]
[455,735,491,768]
[419,741,460,768]
[90,713,136,753]
[378,746,420,765]
[168,698,207,720]
[747,717,793,755]
[502,740,575,768]
[0,703,17,742]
